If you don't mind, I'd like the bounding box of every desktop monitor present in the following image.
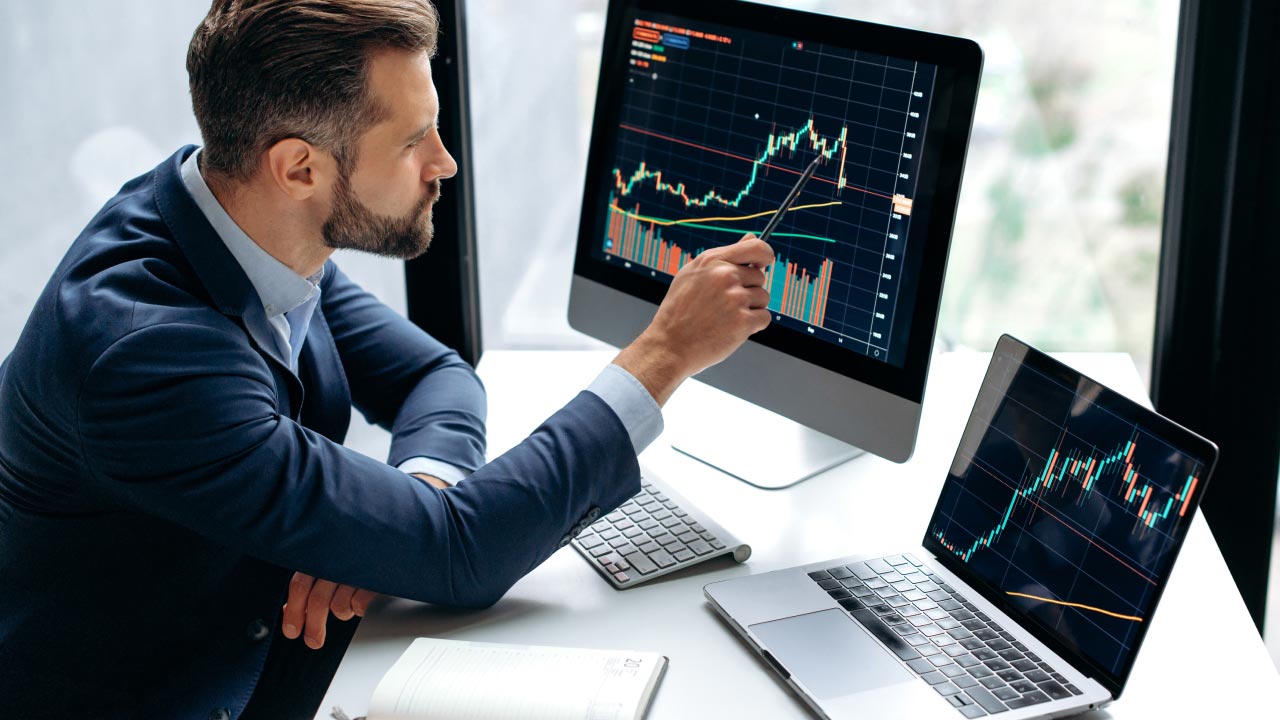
[569,0,982,487]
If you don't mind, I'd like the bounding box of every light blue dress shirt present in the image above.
[179,150,663,484]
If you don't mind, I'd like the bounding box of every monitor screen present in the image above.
[590,12,939,368]
[924,335,1218,696]
[570,0,981,463]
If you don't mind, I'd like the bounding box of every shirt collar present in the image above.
[179,150,320,318]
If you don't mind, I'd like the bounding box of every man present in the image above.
[0,0,773,718]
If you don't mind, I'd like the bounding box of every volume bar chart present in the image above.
[604,195,833,327]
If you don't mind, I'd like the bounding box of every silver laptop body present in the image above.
[705,336,1218,719]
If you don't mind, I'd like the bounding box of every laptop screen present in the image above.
[923,335,1217,696]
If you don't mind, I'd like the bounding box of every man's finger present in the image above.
[717,237,774,267]
[303,579,340,649]
[281,572,315,640]
[732,264,768,289]
[351,589,378,617]
[330,584,357,621]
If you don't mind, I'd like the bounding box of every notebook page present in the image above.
[369,638,665,720]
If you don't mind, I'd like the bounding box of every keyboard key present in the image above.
[907,657,934,674]
[942,665,968,679]
[943,644,968,657]
[1010,680,1037,694]
[904,572,929,584]
[996,669,1021,682]
[828,566,854,580]
[921,671,949,686]
[904,553,923,567]
[866,558,894,574]
[980,676,1006,690]
[892,580,914,592]
[623,551,657,575]
[968,666,993,679]
[589,545,612,558]
[983,659,1011,672]
[959,638,984,651]
[870,603,894,615]
[918,644,942,657]
[964,685,1008,715]
[649,549,676,568]
[997,648,1022,662]
[660,516,684,529]
[838,597,865,612]
[955,654,981,668]
[958,705,987,718]
[992,687,1019,701]
[817,579,842,590]
[886,554,910,566]
[1065,684,1082,696]
[988,639,1013,652]
[613,571,629,583]
[1006,691,1050,709]
[688,539,713,556]
[866,579,889,590]
[935,681,962,697]
[929,654,954,668]
[1024,669,1051,684]
[637,541,659,554]
[848,608,921,661]
[672,548,695,563]
[608,536,631,549]
[578,536,604,550]
[953,675,979,689]
[1037,680,1072,700]
[882,572,906,583]
[848,562,879,581]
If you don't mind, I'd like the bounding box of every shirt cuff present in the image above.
[585,363,664,455]
[397,457,469,486]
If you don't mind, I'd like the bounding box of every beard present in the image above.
[322,170,440,260]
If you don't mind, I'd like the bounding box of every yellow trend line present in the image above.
[1005,591,1144,623]
[623,200,843,227]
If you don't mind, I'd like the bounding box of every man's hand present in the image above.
[615,233,774,405]
[281,571,377,649]
[280,474,445,648]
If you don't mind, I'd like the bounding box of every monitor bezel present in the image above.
[922,334,1219,698]
[572,0,983,403]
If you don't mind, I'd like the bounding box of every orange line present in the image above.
[618,123,895,200]
[1005,591,1144,623]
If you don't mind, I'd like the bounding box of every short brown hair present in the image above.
[187,0,440,182]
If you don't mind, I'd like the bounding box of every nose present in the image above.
[424,132,458,183]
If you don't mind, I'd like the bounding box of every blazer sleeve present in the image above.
[76,321,640,608]
[319,261,486,472]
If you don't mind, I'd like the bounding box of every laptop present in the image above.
[705,335,1218,719]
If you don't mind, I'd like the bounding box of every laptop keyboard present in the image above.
[572,476,750,588]
[808,554,1083,717]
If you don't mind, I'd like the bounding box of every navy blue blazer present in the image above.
[0,146,641,718]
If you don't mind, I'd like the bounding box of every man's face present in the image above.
[322,49,457,259]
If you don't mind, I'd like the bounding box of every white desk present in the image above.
[322,350,1279,717]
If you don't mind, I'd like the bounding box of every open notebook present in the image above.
[365,638,667,720]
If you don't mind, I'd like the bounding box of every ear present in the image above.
[264,138,336,201]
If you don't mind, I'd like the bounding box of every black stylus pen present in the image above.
[757,155,823,243]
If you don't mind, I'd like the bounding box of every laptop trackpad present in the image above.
[751,608,914,700]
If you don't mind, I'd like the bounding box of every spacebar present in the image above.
[849,608,921,661]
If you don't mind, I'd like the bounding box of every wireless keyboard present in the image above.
[571,473,750,588]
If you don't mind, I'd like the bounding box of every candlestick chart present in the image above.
[591,15,937,366]
[927,352,1212,676]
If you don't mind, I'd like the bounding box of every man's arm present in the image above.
[77,322,637,609]
[319,262,486,473]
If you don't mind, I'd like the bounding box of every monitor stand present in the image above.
[664,380,864,490]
